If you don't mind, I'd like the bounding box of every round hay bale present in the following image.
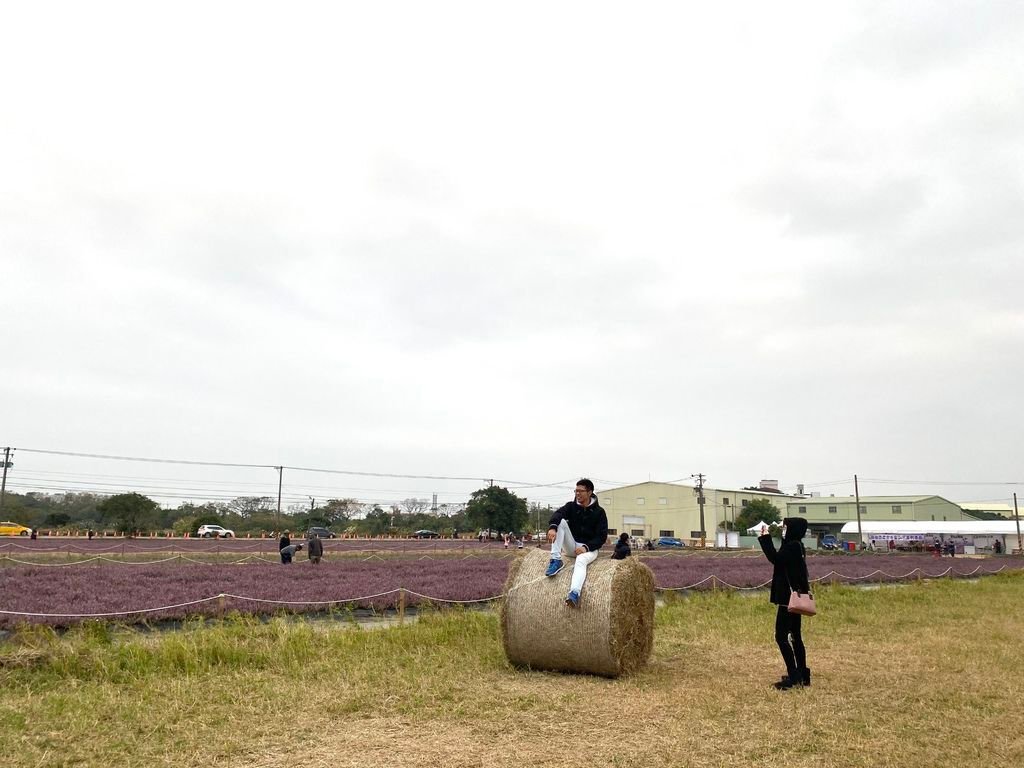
[500,547,655,678]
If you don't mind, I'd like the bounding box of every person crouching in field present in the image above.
[611,531,631,560]
[307,533,324,564]
[280,542,303,564]
[758,518,811,690]
[545,478,609,608]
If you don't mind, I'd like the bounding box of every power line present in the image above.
[860,477,1024,486]
[14,446,571,488]
[16,447,276,469]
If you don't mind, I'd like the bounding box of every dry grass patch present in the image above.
[1,574,1022,767]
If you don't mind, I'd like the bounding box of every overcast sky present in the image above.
[2,1,1022,510]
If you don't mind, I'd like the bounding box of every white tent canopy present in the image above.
[745,520,775,534]
[840,521,1022,536]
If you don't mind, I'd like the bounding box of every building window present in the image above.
[892,505,902,514]
[631,529,645,537]
[636,497,646,505]
[859,505,867,514]
[607,528,617,535]
[828,506,837,514]
[722,497,730,506]
[798,506,807,514]
[659,530,674,537]
[741,499,749,507]
[658,497,668,505]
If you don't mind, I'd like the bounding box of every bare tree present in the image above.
[227,496,275,518]
[400,498,429,515]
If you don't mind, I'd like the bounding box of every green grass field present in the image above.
[1,571,1022,767]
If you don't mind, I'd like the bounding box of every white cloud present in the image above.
[1,1,1022,507]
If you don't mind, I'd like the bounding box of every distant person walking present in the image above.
[307,533,324,564]
[758,518,812,690]
[611,531,632,560]
[279,531,291,552]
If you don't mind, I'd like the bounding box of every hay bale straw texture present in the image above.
[500,547,655,678]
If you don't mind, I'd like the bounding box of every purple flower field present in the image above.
[641,552,1022,590]
[1,551,1019,627]
[0,559,510,628]
[0,537,517,556]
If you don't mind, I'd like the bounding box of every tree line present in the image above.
[0,484,550,538]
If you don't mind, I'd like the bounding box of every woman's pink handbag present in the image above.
[787,590,816,616]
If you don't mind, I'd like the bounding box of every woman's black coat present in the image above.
[758,518,810,605]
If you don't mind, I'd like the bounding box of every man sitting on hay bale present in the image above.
[545,478,609,607]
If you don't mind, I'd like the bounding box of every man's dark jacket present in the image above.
[548,496,609,553]
[757,517,810,605]
[307,537,324,558]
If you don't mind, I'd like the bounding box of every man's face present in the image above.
[574,485,592,506]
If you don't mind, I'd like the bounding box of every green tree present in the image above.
[528,503,553,534]
[733,498,782,533]
[43,512,72,527]
[354,507,391,537]
[96,493,159,535]
[465,486,528,534]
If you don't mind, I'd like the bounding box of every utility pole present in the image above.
[0,447,11,513]
[692,473,706,548]
[1014,493,1021,555]
[275,466,283,532]
[854,474,863,550]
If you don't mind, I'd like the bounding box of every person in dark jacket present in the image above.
[279,531,291,553]
[307,533,324,564]
[280,542,303,564]
[611,531,631,560]
[758,517,811,689]
[545,478,609,608]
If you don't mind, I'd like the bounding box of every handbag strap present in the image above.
[783,543,810,594]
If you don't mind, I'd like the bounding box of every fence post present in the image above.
[398,588,406,626]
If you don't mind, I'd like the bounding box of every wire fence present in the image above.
[0,561,1013,620]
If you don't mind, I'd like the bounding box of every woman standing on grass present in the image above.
[758,517,811,690]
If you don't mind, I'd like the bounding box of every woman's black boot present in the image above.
[773,674,797,690]
[801,668,812,687]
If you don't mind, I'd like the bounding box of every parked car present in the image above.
[0,521,32,537]
[196,524,235,538]
[820,534,841,550]
[305,526,337,539]
[413,530,441,539]
[655,536,685,548]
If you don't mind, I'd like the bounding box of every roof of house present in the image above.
[792,495,944,505]
[596,480,802,498]
[959,502,1015,513]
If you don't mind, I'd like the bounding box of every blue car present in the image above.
[656,536,685,548]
